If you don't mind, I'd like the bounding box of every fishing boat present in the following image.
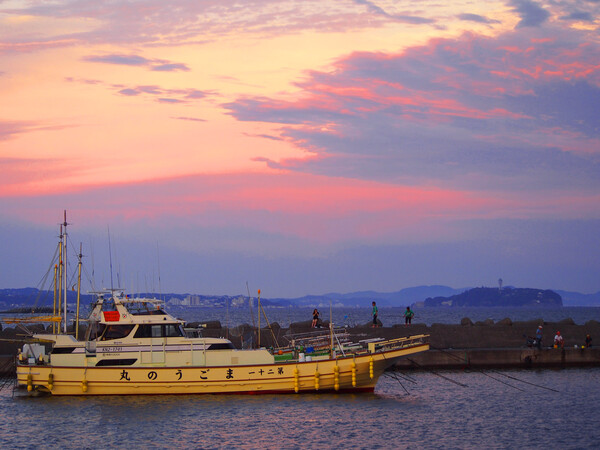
[15,212,429,395]
[16,290,429,395]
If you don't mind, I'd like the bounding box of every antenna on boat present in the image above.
[156,242,163,301]
[329,299,334,357]
[62,210,68,334]
[75,242,82,340]
[246,282,257,347]
[107,225,114,292]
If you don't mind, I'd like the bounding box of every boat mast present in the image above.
[53,264,58,334]
[257,289,261,348]
[58,226,63,334]
[75,242,82,340]
[62,210,68,334]
[330,300,334,356]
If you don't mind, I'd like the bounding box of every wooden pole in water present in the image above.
[75,243,82,340]
[53,264,58,335]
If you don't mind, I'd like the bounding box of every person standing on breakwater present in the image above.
[404,307,414,326]
[372,301,379,327]
[535,326,543,349]
[311,309,320,328]
[554,331,564,349]
[585,334,592,348]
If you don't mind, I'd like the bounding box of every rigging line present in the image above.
[488,370,560,393]
[156,242,163,301]
[28,242,61,311]
[478,371,525,392]
[107,225,114,292]
[391,370,418,384]
[384,371,411,395]
[383,370,418,385]
[381,353,417,384]
[406,358,468,387]
[430,345,559,393]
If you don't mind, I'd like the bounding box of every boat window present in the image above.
[131,309,167,316]
[207,343,235,350]
[165,324,183,337]
[100,324,135,341]
[134,324,183,338]
[51,347,77,354]
[95,358,137,366]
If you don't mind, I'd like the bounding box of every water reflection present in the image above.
[2,368,599,448]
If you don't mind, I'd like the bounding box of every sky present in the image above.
[1,0,599,298]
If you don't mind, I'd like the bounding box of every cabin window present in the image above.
[206,343,235,350]
[95,358,137,366]
[131,309,167,316]
[165,324,183,337]
[100,324,135,341]
[134,324,184,339]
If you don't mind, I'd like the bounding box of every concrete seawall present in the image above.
[393,347,600,370]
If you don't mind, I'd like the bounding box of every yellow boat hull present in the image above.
[17,344,428,395]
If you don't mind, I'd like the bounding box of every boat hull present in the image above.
[17,343,428,395]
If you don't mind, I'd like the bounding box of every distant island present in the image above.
[424,287,563,308]
[0,285,597,308]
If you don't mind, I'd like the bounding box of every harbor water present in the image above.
[169,306,600,328]
[1,368,599,448]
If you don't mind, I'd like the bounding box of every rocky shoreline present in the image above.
[1,316,598,374]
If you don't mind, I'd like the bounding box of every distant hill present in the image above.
[555,290,600,307]
[1,285,598,308]
[424,287,563,308]
[0,288,94,308]
[269,285,467,307]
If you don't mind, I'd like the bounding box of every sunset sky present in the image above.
[1,0,599,297]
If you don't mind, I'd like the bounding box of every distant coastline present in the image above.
[0,285,599,309]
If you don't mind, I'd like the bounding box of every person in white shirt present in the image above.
[554,331,564,348]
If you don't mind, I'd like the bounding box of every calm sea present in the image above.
[1,368,599,449]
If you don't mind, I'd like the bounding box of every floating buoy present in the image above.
[293,367,299,393]
[351,361,356,387]
[81,379,88,393]
[369,356,374,379]
[26,373,33,392]
[48,373,54,390]
[314,369,320,391]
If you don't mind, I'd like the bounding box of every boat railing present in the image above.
[282,326,350,344]
[367,334,429,353]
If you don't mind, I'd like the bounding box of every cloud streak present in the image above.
[225,27,600,193]
[83,53,190,71]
